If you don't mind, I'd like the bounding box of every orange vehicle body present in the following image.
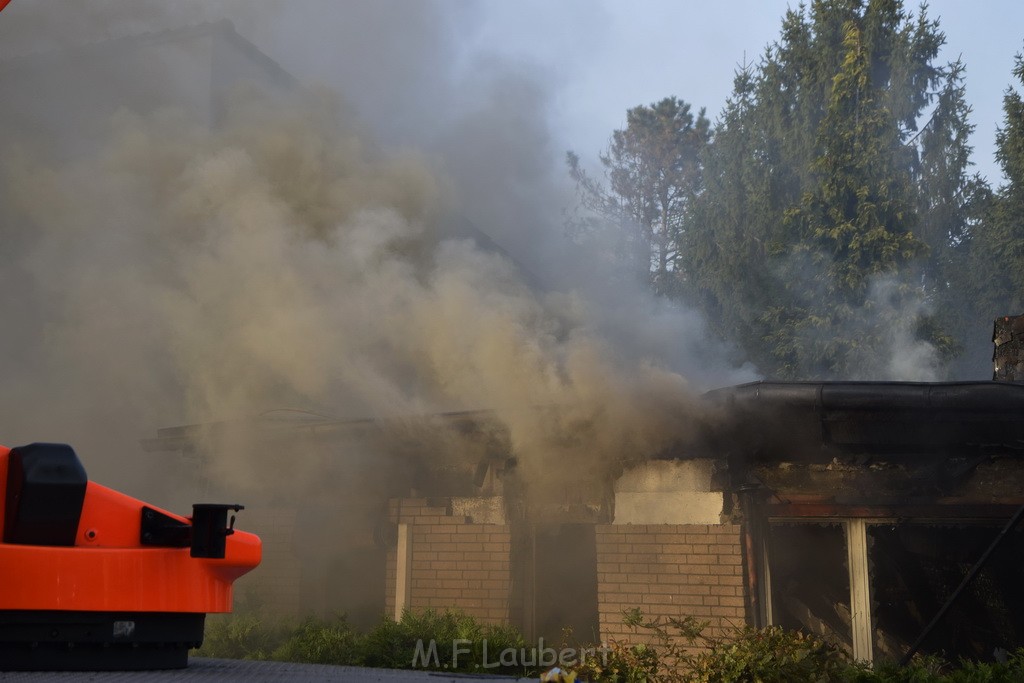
[0,445,261,614]
[0,443,261,670]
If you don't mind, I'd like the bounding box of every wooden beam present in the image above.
[394,523,412,621]
[767,502,1024,520]
[845,519,873,663]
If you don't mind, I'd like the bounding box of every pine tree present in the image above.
[968,49,1024,318]
[915,59,989,364]
[567,97,711,295]
[782,19,926,376]
[683,63,783,371]
[681,0,972,379]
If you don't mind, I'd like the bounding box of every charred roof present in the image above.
[705,381,1024,463]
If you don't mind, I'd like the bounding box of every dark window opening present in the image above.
[530,523,600,645]
[768,522,853,652]
[869,523,1024,662]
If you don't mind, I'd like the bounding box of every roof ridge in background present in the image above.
[0,18,295,86]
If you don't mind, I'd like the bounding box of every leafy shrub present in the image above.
[197,606,1024,682]
[849,649,1024,683]
[196,613,289,660]
[569,608,1024,682]
[692,625,855,682]
[361,608,528,673]
[196,607,530,675]
[575,636,661,683]
[271,615,361,665]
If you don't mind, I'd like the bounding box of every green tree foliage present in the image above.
[567,97,710,296]
[917,60,981,287]
[679,0,979,379]
[779,18,928,377]
[916,59,991,368]
[966,49,1024,320]
[683,63,784,372]
[801,20,924,293]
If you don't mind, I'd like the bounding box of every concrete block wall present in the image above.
[385,498,511,624]
[595,523,745,646]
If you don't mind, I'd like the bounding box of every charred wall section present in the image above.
[993,315,1024,382]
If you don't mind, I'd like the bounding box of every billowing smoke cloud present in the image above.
[762,248,945,382]
[0,2,756,506]
[2,87,747,494]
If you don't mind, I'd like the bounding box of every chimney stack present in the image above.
[993,315,1024,381]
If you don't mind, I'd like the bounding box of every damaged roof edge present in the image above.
[705,380,1024,413]
[141,382,1024,458]
[705,381,1024,459]
[139,408,502,453]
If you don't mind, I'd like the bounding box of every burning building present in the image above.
[143,318,1024,665]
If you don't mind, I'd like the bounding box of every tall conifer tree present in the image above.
[681,0,974,378]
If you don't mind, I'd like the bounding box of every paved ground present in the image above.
[0,658,538,682]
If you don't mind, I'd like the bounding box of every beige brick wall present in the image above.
[385,498,511,624]
[595,524,745,647]
[382,502,748,642]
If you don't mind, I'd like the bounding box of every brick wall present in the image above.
[595,523,745,647]
[385,498,511,624]
[380,501,747,640]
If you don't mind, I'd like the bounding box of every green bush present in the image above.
[271,615,361,665]
[573,607,704,682]
[195,608,530,675]
[575,637,660,683]
[360,609,485,670]
[361,608,528,673]
[196,613,289,660]
[692,626,855,682]
[570,608,1024,683]
[849,649,1024,683]
[196,606,1024,682]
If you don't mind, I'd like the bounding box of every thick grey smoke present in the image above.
[851,276,942,382]
[0,1,753,501]
[754,247,946,382]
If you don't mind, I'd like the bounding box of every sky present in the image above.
[1,1,1020,184]
[462,0,1024,187]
